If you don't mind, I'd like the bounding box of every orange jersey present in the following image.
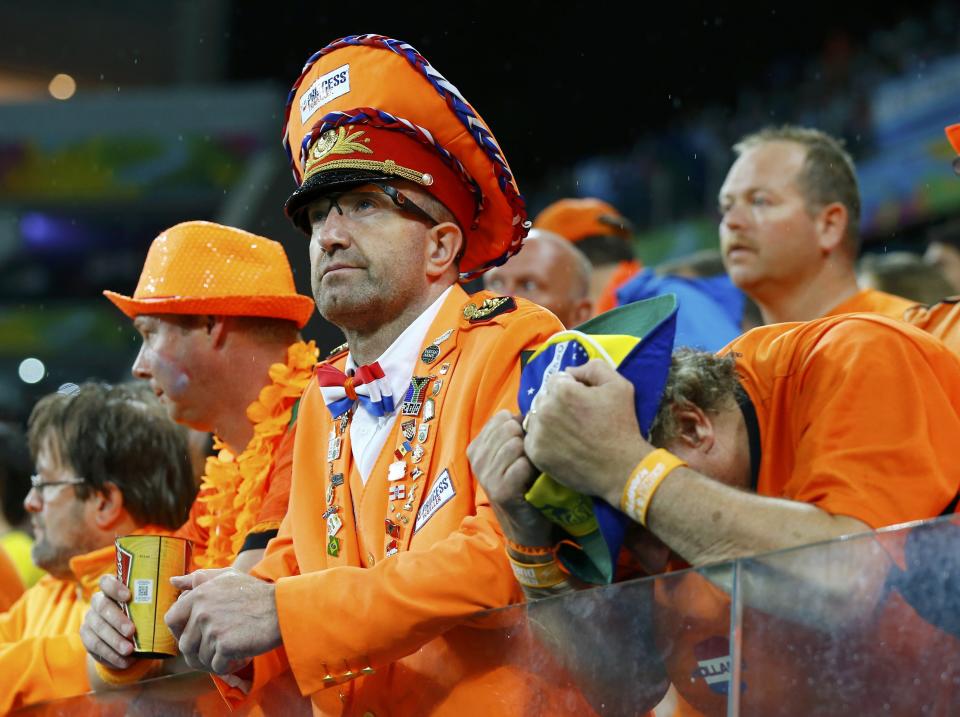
[658,313,960,715]
[904,296,960,363]
[175,423,295,567]
[0,525,168,713]
[728,312,960,527]
[0,545,24,613]
[215,287,598,716]
[822,287,916,321]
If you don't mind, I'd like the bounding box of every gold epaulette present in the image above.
[462,296,517,323]
[325,341,349,360]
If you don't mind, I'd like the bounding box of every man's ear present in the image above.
[424,223,464,279]
[571,298,594,327]
[672,404,716,452]
[816,202,849,255]
[207,315,229,349]
[92,482,126,531]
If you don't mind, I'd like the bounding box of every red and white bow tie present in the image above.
[315,362,395,418]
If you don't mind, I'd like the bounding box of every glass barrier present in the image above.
[734,513,960,717]
[12,515,960,716]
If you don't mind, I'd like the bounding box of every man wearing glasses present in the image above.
[85,36,573,714]
[0,382,195,712]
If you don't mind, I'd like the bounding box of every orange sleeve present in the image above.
[905,299,960,357]
[0,545,24,613]
[785,320,960,528]
[0,586,90,713]
[0,632,90,713]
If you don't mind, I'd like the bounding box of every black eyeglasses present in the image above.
[302,182,440,231]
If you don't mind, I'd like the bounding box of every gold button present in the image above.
[363,712,375,717]
[367,551,375,566]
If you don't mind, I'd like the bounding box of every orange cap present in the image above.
[103,221,315,328]
[282,35,526,280]
[533,198,633,243]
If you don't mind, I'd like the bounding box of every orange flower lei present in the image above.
[194,340,318,568]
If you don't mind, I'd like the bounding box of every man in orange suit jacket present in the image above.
[81,35,579,716]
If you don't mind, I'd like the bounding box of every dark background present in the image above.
[0,0,956,420]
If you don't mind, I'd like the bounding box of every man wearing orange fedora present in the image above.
[83,36,571,715]
[81,221,318,685]
[534,197,640,314]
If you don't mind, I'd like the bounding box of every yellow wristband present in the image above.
[620,448,687,527]
[507,554,567,589]
[93,656,161,686]
[505,538,554,557]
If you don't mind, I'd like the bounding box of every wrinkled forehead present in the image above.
[721,141,808,196]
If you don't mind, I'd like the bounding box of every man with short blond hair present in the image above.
[719,125,915,324]
[82,221,318,688]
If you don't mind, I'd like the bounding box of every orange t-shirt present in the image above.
[656,313,960,716]
[0,544,24,613]
[728,312,960,528]
[822,287,916,321]
[175,422,295,568]
[595,259,641,315]
[904,296,960,365]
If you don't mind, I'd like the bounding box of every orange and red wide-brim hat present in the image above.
[281,35,526,281]
[104,221,315,328]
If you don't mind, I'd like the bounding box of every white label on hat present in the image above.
[300,63,351,125]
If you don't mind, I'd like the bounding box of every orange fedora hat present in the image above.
[104,221,315,328]
[533,198,633,243]
[281,35,526,281]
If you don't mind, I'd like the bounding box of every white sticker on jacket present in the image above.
[415,469,456,533]
[299,64,350,124]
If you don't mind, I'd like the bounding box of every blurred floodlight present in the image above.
[48,73,76,100]
[18,358,45,384]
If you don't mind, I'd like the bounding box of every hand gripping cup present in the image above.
[115,535,192,658]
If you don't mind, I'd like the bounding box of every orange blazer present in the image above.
[217,286,598,716]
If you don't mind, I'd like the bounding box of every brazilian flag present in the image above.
[518,294,678,584]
